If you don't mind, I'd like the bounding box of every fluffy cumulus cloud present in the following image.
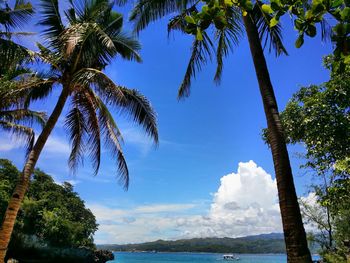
[89,161,283,244]
[173,161,282,238]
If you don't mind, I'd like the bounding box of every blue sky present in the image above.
[0,0,332,244]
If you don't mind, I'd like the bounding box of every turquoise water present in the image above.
[109,252,321,262]
[108,252,288,263]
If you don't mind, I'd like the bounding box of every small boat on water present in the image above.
[223,254,240,261]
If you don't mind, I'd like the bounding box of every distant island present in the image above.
[98,233,290,254]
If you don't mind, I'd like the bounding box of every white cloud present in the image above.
[0,132,70,155]
[43,136,70,154]
[134,204,196,213]
[122,127,154,155]
[0,135,23,151]
[90,161,284,244]
[206,160,282,237]
[299,192,326,232]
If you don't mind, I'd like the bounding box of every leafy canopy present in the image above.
[0,159,98,249]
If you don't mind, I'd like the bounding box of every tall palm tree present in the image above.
[0,0,158,261]
[129,0,311,262]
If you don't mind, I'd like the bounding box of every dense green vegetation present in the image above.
[0,159,101,261]
[278,59,350,263]
[99,234,288,253]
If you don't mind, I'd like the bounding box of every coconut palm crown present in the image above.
[0,0,158,260]
[25,0,158,187]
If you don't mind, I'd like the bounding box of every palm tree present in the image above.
[0,0,158,261]
[0,0,34,75]
[0,69,48,154]
[129,0,311,262]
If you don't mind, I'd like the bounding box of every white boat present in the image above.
[223,254,240,260]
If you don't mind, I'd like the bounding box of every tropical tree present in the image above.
[0,0,50,159]
[0,70,48,155]
[129,0,311,261]
[0,0,34,75]
[0,0,158,261]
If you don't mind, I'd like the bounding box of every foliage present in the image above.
[279,59,350,261]
[0,159,98,249]
[279,58,350,175]
[259,0,350,64]
[130,0,287,98]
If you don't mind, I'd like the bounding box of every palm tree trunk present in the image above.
[242,14,312,263]
[0,85,70,263]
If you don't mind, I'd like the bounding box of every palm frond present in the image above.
[94,95,129,189]
[72,67,125,102]
[38,0,64,43]
[114,0,129,6]
[72,68,158,144]
[0,31,35,38]
[65,105,87,174]
[0,74,56,110]
[35,43,62,70]
[0,109,47,127]
[0,0,33,30]
[23,79,55,108]
[0,120,34,155]
[118,87,159,145]
[253,2,288,56]
[130,0,195,34]
[0,38,32,75]
[178,32,214,99]
[214,7,242,83]
[73,90,101,176]
[112,32,142,62]
[167,4,197,35]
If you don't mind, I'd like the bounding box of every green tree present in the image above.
[260,0,350,64]
[279,58,350,175]
[280,59,350,262]
[129,0,311,261]
[0,0,159,261]
[0,159,98,254]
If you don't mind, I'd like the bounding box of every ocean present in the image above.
[108,252,320,262]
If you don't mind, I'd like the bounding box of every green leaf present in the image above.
[196,27,203,41]
[262,4,274,14]
[185,15,196,24]
[294,19,304,30]
[306,24,317,37]
[331,0,344,9]
[312,3,326,14]
[270,17,279,27]
[295,34,304,48]
[340,7,350,21]
[224,0,234,7]
[270,0,281,10]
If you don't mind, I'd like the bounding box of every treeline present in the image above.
[0,159,113,262]
[99,234,287,254]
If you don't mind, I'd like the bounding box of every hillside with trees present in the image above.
[0,159,112,262]
[98,233,288,253]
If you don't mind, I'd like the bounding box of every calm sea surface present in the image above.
[108,252,320,263]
